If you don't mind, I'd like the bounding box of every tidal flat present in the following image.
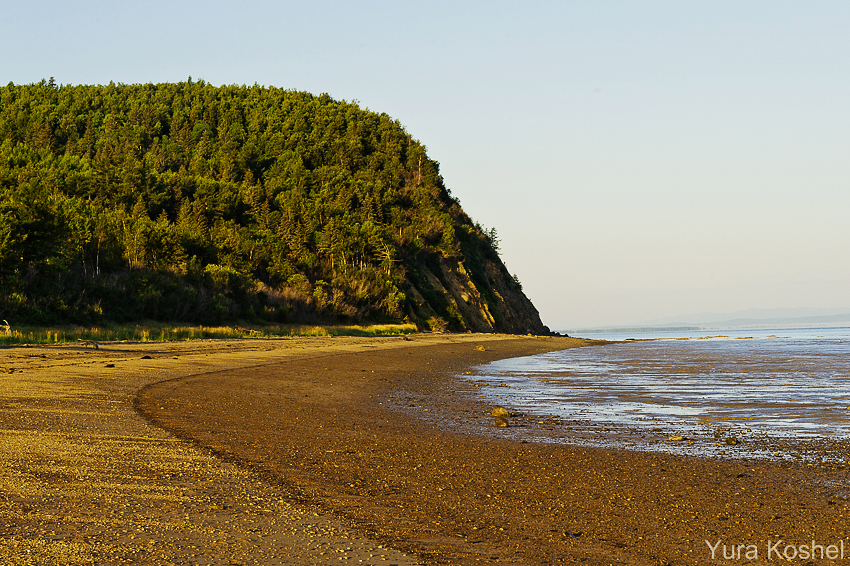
[449,330,850,464]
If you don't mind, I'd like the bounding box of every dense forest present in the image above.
[0,79,547,333]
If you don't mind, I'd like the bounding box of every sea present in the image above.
[463,327,850,462]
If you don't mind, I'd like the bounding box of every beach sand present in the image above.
[2,335,849,564]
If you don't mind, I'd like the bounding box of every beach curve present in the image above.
[136,336,850,565]
[3,334,849,565]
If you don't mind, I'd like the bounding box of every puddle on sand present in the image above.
[463,330,850,463]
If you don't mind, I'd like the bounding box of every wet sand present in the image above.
[3,335,850,564]
[139,336,849,565]
[446,337,850,464]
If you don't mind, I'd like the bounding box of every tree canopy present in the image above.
[0,80,536,331]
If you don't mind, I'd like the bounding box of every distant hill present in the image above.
[566,307,850,334]
[639,307,850,327]
[0,80,546,333]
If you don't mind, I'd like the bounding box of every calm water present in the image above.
[465,327,850,459]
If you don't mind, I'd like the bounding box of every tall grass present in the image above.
[0,322,418,345]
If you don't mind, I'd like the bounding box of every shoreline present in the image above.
[139,336,849,564]
[2,335,849,564]
[432,333,850,466]
[0,333,569,565]
[431,379,850,467]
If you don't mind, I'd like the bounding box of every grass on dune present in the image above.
[0,322,418,345]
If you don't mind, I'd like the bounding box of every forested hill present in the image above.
[0,80,548,334]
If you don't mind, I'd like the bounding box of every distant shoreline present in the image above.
[566,323,850,336]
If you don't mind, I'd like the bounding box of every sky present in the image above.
[2,1,849,329]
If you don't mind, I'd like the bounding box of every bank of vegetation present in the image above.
[0,80,545,333]
[0,322,417,346]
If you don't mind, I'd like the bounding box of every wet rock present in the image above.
[725,437,739,445]
[492,406,511,427]
[669,435,686,442]
[492,406,511,418]
[475,345,486,352]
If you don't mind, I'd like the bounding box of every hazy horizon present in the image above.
[4,1,848,329]
[559,306,850,331]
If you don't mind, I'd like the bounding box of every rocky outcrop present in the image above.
[403,252,548,335]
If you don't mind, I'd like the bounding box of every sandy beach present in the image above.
[2,334,849,565]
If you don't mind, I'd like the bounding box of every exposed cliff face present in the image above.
[403,252,547,334]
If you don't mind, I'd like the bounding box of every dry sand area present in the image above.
[2,334,850,565]
[0,334,453,566]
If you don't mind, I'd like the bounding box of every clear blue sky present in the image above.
[3,1,849,328]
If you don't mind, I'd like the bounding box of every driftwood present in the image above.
[77,339,99,349]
